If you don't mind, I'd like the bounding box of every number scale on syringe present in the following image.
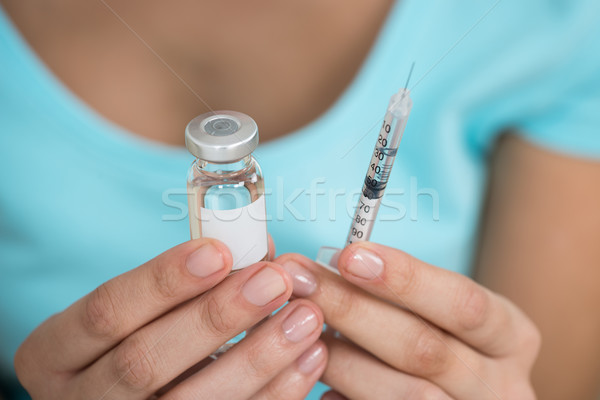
[345,89,413,246]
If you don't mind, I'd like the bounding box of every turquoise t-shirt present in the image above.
[1,0,599,398]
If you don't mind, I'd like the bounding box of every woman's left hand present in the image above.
[275,242,541,400]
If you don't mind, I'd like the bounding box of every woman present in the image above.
[1,0,600,399]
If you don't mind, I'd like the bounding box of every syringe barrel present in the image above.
[345,89,412,246]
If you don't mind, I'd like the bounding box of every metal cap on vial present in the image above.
[185,111,259,163]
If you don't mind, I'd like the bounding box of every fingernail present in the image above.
[282,306,319,342]
[186,243,225,278]
[242,266,287,306]
[281,260,317,297]
[345,248,384,280]
[297,343,325,375]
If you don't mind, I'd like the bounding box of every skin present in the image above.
[277,241,541,399]
[0,0,392,145]
[3,0,600,398]
[15,237,329,399]
[475,135,600,400]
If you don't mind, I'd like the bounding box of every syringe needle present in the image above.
[403,62,416,91]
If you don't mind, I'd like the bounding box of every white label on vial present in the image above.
[200,196,268,270]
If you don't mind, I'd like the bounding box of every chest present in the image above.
[187,1,396,142]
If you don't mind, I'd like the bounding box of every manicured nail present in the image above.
[186,243,225,278]
[297,343,325,375]
[282,306,318,342]
[242,266,287,306]
[346,248,384,280]
[281,260,317,297]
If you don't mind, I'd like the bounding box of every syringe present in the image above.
[346,88,412,245]
[316,87,413,273]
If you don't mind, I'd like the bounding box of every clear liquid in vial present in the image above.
[187,156,268,268]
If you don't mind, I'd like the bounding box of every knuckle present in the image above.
[409,326,449,377]
[327,286,360,324]
[151,257,182,301]
[199,295,237,337]
[455,284,491,332]
[243,335,281,381]
[244,347,272,381]
[245,356,269,382]
[393,253,418,295]
[113,335,158,392]
[83,284,121,339]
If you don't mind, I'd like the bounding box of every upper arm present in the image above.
[474,134,600,400]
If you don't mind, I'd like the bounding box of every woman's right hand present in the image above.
[14,238,326,400]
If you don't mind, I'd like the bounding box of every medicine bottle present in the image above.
[186,111,268,271]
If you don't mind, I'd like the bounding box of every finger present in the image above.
[249,341,327,400]
[74,262,293,400]
[277,254,500,399]
[279,244,526,357]
[321,333,453,400]
[161,300,324,400]
[17,239,233,375]
[153,359,213,398]
[336,242,532,357]
[267,234,276,261]
[321,391,348,400]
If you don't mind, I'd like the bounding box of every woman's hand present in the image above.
[15,239,327,400]
[276,242,541,400]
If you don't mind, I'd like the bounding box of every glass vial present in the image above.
[185,111,268,271]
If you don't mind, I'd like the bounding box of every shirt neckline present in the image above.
[0,2,407,171]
